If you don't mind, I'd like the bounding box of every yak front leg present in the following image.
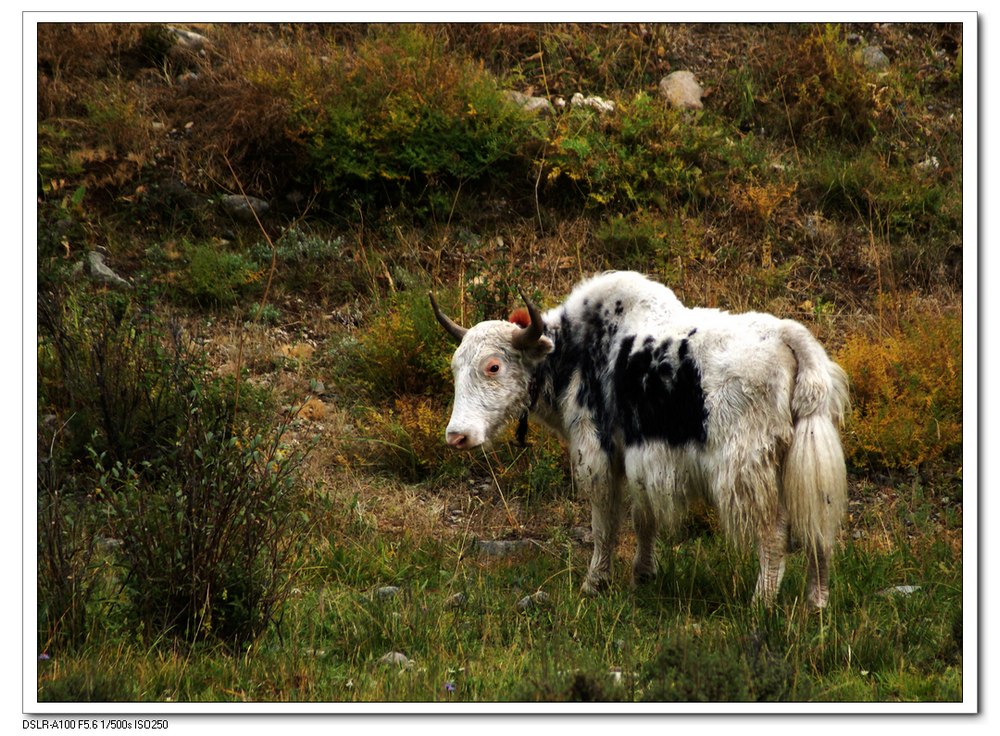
[630,488,658,587]
[573,435,623,595]
[582,494,623,595]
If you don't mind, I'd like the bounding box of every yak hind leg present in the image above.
[753,505,789,606]
[805,543,831,609]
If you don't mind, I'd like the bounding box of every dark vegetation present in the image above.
[35,22,964,703]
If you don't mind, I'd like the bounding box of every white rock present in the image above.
[221,194,269,223]
[504,90,554,116]
[570,93,616,114]
[379,651,413,668]
[880,584,921,596]
[168,27,209,53]
[916,156,940,173]
[659,71,704,110]
[81,251,131,289]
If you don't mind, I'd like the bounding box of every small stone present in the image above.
[375,585,400,600]
[475,539,533,556]
[220,194,269,223]
[444,592,466,609]
[379,651,413,668]
[915,156,940,173]
[880,584,921,596]
[504,90,555,116]
[658,71,704,110]
[860,46,890,70]
[516,590,550,611]
[570,92,616,114]
[81,251,131,289]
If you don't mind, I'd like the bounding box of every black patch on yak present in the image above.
[614,335,708,447]
[538,301,708,453]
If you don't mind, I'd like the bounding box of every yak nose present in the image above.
[446,432,470,449]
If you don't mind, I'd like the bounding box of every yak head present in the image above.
[429,291,553,450]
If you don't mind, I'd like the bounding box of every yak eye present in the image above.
[483,358,503,376]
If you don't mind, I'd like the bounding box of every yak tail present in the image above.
[780,321,850,557]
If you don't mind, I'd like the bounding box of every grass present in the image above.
[37,463,963,704]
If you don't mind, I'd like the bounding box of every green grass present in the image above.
[37,475,962,704]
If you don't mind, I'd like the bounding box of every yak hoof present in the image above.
[581,576,609,596]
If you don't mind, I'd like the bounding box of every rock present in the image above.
[379,651,413,669]
[880,584,921,596]
[915,156,940,173]
[516,590,550,611]
[375,585,400,600]
[75,250,131,289]
[220,194,269,223]
[659,71,704,110]
[570,92,616,114]
[168,27,209,53]
[860,46,890,70]
[504,90,554,116]
[444,592,466,609]
[474,538,534,556]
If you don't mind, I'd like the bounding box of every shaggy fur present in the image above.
[438,271,849,608]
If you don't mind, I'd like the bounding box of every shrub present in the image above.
[350,396,457,482]
[330,286,455,403]
[180,241,265,307]
[639,634,801,702]
[836,310,962,471]
[544,92,756,212]
[249,226,360,302]
[38,288,308,645]
[731,24,876,146]
[282,25,543,213]
[37,435,102,651]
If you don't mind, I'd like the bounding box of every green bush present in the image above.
[330,286,456,403]
[178,241,264,307]
[38,288,308,645]
[639,634,803,702]
[249,226,360,301]
[545,92,755,211]
[281,25,543,212]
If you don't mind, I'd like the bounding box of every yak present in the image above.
[431,271,849,608]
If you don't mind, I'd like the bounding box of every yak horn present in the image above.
[511,288,545,350]
[429,292,468,342]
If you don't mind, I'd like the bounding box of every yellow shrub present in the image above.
[836,311,962,470]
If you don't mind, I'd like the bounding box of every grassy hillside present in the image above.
[35,22,965,706]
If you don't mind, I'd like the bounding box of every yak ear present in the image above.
[525,333,554,359]
[508,307,531,328]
